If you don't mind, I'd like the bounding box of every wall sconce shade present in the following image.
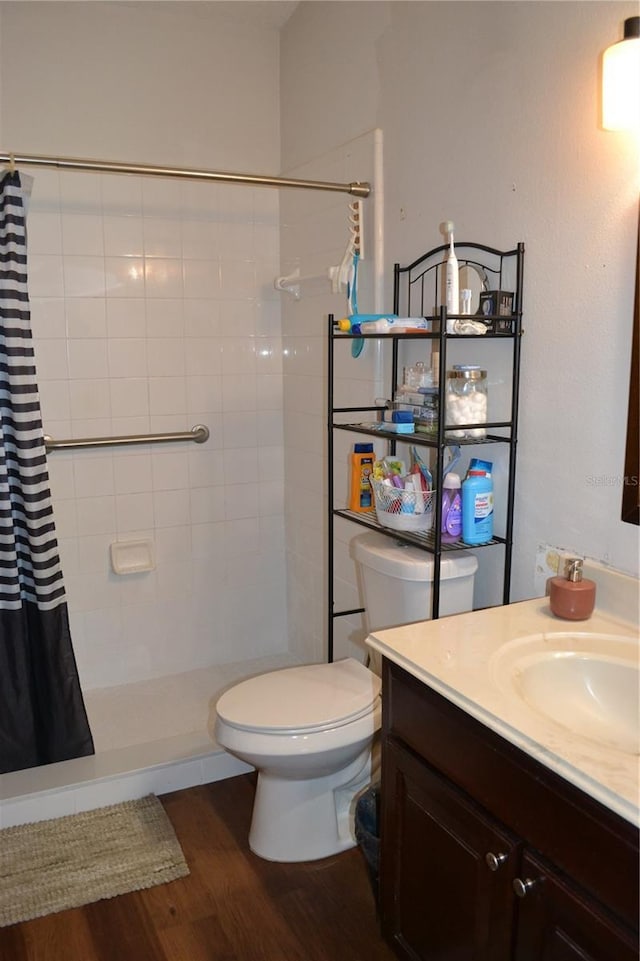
[602,16,640,131]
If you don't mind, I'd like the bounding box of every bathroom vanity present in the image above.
[367,582,639,961]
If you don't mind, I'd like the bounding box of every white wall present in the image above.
[280,1,639,663]
[0,2,288,687]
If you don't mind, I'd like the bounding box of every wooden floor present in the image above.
[0,774,397,961]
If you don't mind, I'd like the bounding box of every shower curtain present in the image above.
[0,170,94,774]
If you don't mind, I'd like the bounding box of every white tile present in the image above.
[30,298,67,340]
[215,298,254,335]
[77,533,113,574]
[116,493,155,532]
[106,299,146,338]
[108,338,147,378]
[183,260,220,299]
[66,298,107,338]
[258,480,284,516]
[34,339,69,380]
[256,373,283,409]
[109,378,149,418]
[147,338,185,377]
[153,489,191,528]
[74,456,115,498]
[182,220,220,259]
[103,215,144,258]
[220,260,256,298]
[28,254,65,297]
[27,210,63,255]
[151,451,189,491]
[69,379,111,420]
[222,411,258,447]
[148,377,187,415]
[113,454,153,494]
[224,482,259,520]
[101,174,143,216]
[63,256,107,298]
[142,178,184,219]
[185,338,222,376]
[105,256,145,298]
[146,299,184,337]
[219,338,257,375]
[258,446,284,482]
[183,300,221,338]
[62,213,104,257]
[256,410,283,446]
[143,218,182,259]
[189,487,226,524]
[67,339,109,380]
[154,525,191,565]
[186,375,222,413]
[59,171,101,211]
[76,495,117,537]
[221,448,258,484]
[222,373,257,412]
[144,258,183,298]
[187,449,223,487]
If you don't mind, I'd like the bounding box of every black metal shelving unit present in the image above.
[327,241,525,662]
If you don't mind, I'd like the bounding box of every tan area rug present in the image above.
[0,795,189,927]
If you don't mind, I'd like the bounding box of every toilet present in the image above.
[214,532,478,863]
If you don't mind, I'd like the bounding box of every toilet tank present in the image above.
[351,532,478,631]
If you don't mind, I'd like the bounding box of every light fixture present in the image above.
[602,16,640,131]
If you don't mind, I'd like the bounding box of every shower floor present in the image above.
[0,652,304,828]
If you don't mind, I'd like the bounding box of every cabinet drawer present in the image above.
[383,658,639,933]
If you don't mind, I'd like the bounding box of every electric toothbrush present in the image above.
[443,220,459,332]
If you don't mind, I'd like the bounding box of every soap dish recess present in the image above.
[110,540,155,575]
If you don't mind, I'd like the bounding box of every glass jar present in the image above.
[445,366,488,438]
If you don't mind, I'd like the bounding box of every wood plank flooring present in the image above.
[0,774,397,961]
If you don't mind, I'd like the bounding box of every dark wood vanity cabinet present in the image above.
[379,659,639,961]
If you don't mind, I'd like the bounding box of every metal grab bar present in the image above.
[44,424,209,452]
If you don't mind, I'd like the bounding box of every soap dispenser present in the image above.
[548,558,596,621]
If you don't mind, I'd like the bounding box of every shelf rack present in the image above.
[327,241,525,662]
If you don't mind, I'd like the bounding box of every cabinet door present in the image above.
[380,741,520,961]
[513,851,639,961]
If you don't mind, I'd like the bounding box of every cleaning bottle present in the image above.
[441,472,462,543]
[349,443,375,512]
[548,558,596,620]
[461,469,493,545]
[443,220,459,332]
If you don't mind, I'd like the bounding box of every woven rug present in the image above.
[0,794,189,927]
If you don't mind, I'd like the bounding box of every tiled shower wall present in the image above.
[27,168,287,689]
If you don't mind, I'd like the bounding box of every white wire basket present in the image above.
[371,479,434,532]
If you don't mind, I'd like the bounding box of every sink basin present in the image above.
[491,633,640,755]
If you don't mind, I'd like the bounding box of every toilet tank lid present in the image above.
[351,532,478,582]
[216,657,381,733]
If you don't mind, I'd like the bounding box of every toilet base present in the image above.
[248,746,375,862]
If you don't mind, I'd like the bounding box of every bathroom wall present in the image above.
[280,1,640,663]
[0,3,287,688]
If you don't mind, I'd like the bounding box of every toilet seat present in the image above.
[216,657,380,736]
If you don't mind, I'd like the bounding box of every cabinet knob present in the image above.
[485,852,508,872]
[513,877,536,898]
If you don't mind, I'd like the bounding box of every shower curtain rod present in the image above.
[1,151,371,198]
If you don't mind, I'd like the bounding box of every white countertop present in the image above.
[366,594,639,826]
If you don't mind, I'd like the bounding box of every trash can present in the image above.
[355,783,380,900]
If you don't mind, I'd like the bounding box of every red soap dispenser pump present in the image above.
[548,558,596,621]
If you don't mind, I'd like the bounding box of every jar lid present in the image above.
[448,367,487,380]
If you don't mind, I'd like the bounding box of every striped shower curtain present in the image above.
[0,170,93,774]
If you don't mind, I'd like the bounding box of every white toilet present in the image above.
[214,532,478,863]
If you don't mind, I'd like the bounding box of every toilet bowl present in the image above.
[215,532,478,863]
[215,657,381,862]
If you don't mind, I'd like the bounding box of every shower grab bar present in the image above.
[1,151,370,198]
[44,424,210,452]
